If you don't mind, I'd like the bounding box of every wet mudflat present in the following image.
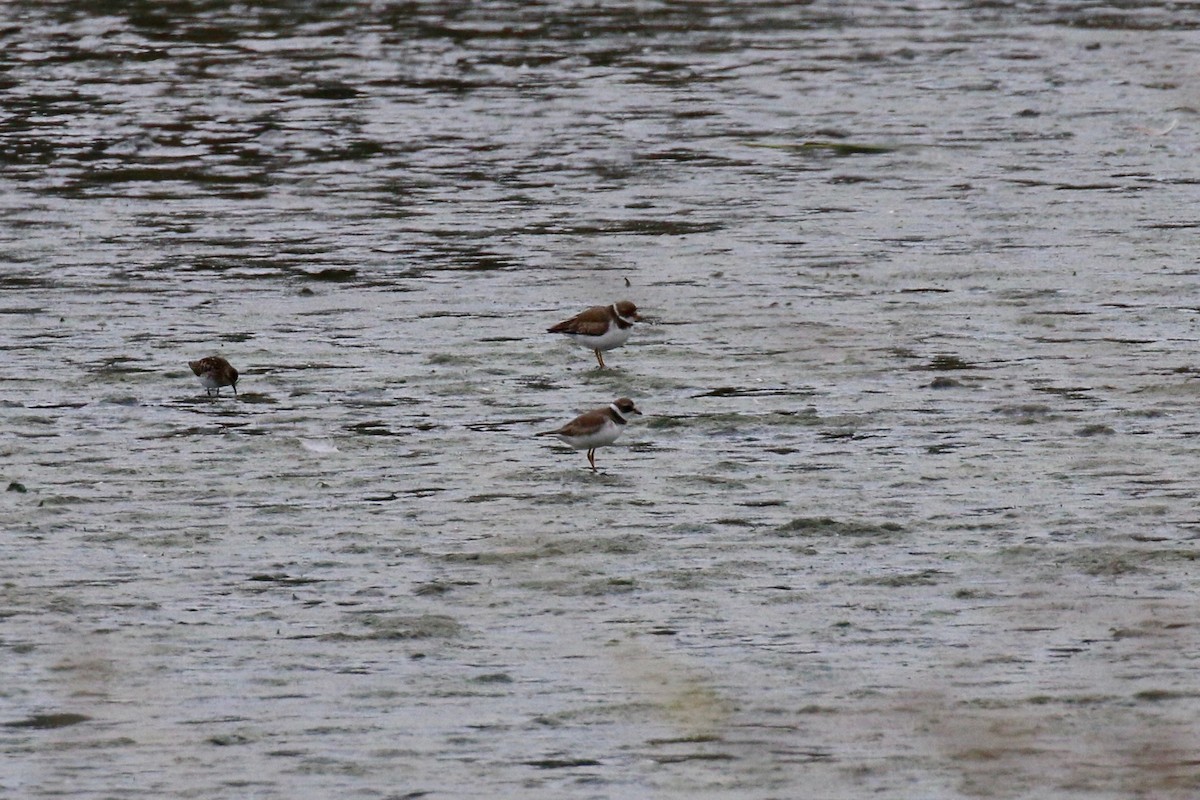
[3,2,1200,798]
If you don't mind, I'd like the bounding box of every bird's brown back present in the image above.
[547,305,612,336]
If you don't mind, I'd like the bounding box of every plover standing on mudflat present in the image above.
[537,397,642,471]
[189,356,239,397]
[547,300,641,368]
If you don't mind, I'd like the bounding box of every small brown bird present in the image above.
[189,356,239,397]
[547,300,641,368]
[537,397,642,471]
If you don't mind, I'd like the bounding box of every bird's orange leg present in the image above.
[594,349,606,368]
[587,449,596,471]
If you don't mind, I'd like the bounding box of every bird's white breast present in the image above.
[555,419,623,450]
[567,324,631,352]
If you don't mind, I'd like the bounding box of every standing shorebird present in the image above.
[189,356,239,397]
[537,397,642,471]
[547,300,641,368]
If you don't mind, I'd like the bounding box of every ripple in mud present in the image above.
[859,569,946,587]
[3,712,91,729]
[915,354,975,371]
[330,613,464,641]
[442,534,647,564]
[298,267,358,282]
[247,573,324,587]
[692,386,816,398]
[775,517,905,540]
[756,139,898,157]
[345,420,408,436]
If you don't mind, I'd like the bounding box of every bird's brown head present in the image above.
[614,300,641,322]
[613,397,642,416]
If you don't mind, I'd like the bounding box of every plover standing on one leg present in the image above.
[547,300,641,368]
[537,397,642,471]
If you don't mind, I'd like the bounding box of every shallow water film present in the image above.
[4,1,1200,798]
